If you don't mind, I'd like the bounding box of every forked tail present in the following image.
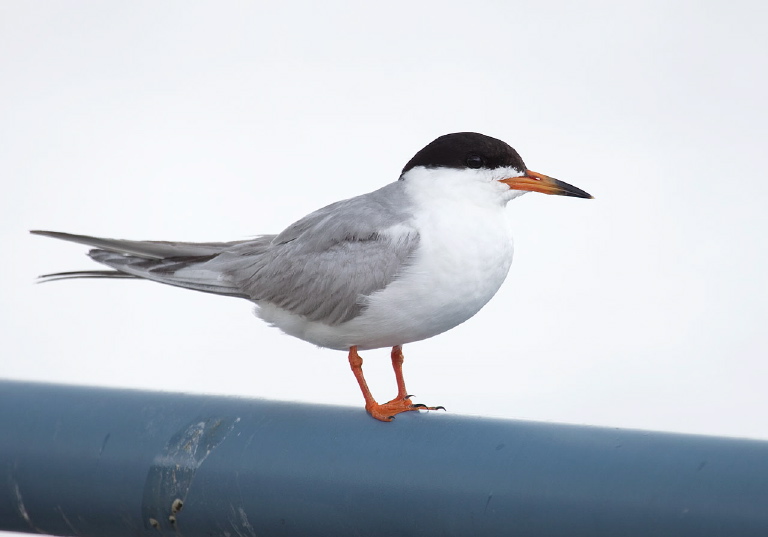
[31,230,251,298]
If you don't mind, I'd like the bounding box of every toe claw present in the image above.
[405,394,415,399]
[388,415,396,420]
[435,406,446,411]
[411,403,427,409]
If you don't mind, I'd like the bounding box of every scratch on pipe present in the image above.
[141,416,241,532]
[226,505,257,537]
[56,506,81,537]
[237,506,256,537]
[11,479,46,534]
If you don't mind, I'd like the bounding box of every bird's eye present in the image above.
[465,154,484,169]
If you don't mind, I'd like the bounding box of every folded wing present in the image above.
[32,182,419,326]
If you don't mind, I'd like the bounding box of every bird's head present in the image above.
[399,132,592,203]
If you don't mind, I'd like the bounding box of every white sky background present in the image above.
[2,1,768,444]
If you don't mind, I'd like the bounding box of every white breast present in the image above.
[263,167,517,351]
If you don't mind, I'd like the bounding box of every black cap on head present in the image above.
[401,132,526,175]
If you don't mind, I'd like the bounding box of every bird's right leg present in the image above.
[348,346,380,416]
[349,346,399,421]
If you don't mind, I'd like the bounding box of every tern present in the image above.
[32,132,592,422]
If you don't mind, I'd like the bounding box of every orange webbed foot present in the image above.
[365,396,446,422]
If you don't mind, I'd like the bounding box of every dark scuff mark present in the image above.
[96,432,112,469]
[98,433,111,458]
[483,492,493,515]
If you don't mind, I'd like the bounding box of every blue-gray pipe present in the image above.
[1,380,767,537]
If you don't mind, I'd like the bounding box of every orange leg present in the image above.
[390,345,409,401]
[348,346,378,410]
[348,345,444,422]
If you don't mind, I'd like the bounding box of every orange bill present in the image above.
[499,170,593,199]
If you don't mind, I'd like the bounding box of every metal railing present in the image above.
[1,380,767,536]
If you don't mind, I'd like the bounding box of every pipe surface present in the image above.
[1,380,767,537]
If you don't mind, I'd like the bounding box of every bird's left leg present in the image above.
[389,345,410,401]
[385,345,445,413]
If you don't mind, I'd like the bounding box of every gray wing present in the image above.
[212,181,419,325]
[33,181,419,325]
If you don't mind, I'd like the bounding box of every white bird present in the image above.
[32,132,592,422]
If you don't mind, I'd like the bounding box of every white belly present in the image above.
[258,201,514,350]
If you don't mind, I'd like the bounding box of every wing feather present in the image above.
[33,181,418,326]
[216,182,419,325]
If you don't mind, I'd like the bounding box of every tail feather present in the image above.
[37,270,138,283]
[30,230,243,259]
[32,230,251,299]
